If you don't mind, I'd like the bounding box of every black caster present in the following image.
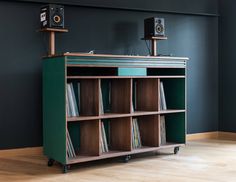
[174,147,180,154]
[124,155,131,163]
[62,165,71,173]
[63,165,68,173]
[47,159,55,167]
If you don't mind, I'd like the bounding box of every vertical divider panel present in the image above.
[136,79,159,111]
[99,119,102,155]
[111,79,131,113]
[110,117,132,151]
[80,79,99,116]
[130,78,133,113]
[80,120,100,156]
[98,79,103,116]
[138,115,160,147]
[157,78,161,111]
[157,115,161,146]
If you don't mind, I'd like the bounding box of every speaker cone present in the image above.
[53,15,61,24]
[155,24,164,33]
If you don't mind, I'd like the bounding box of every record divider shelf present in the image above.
[43,53,188,173]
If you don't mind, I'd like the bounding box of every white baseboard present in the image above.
[187,131,236,141]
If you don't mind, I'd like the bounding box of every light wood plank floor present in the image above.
[1,140,236,182]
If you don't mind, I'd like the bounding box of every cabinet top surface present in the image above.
[45,53,188,68]
[48,52,189,61]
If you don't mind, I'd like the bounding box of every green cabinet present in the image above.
[43,53,188,173]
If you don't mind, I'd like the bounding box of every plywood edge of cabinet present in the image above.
[67,143,185,164]
[47,52,189,60]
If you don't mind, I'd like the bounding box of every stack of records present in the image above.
[66,82,80,117]
[132,118,142,149]
[67,129,76,159]
[100,122,109,153]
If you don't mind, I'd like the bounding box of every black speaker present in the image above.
[144,17,165,38]
[40,4,64,29]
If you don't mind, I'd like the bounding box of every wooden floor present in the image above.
[1,139,236,182]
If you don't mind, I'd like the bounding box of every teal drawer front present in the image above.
[118,68,147,76]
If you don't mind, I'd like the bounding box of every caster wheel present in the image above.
[124,155,131,163]
[63,165,68,173]
[174,147,180,154]
[47,159,55,167]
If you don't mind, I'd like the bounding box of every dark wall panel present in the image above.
[0,1,218,149]
[16,0,218,15]
[0,2,44,149]
[219,0,236,132]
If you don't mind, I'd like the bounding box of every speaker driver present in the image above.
[53,15,61,24]
[52,14,63,25]
[155,24,164,34]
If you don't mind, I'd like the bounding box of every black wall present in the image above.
[219,0,236,132]
[0,0,219,149]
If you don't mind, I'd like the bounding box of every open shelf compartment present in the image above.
[67,67,118,76]
[132,115,160,149]
[100,117,132,154]
[67,119,100,161]
[159,112,186,146]
[133,78,159,112]
[159,78,185,110]
[100,79,132,114]
[66,79,99,117]
[147,68,185,76]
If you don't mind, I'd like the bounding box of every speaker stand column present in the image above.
[142,36,167,57]
[49,31,55,56]
[39,28,69,57]
[151,39,157,56]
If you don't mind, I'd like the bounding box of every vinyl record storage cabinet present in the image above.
[43,53,188,173]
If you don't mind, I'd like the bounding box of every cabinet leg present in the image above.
[174,147,180,154]
[47,158,55,167]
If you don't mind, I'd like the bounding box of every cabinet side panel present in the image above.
[43,57,66,164]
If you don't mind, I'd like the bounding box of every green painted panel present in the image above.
[162,79,185,109]
[71,82,80,112]
[68,122,80,154]
[102,119,111,147]
[43,57,67,164]
[166,113,186,143]
[118,68,147,76]
[101,80,111,113]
